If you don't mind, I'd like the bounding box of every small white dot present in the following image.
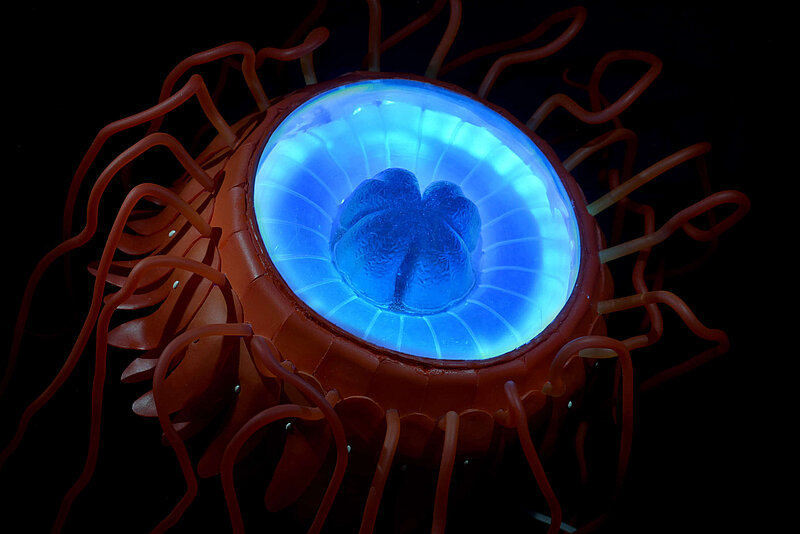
[233,384,241,394]
[567,401,573,409]
[285,422,292,430]
[172,280,180,289]
[463,460,469,465]
[168,230,176,237]
[346,445,352,453]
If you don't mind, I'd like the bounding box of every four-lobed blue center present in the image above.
[331,168,481,315]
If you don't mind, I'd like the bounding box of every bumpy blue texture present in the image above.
[331,168,481,314]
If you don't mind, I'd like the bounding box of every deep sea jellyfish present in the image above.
[1,2,754,533]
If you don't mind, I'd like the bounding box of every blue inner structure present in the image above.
[254,78,581,361]
[331,168,480,315]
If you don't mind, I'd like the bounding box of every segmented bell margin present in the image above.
[209,71,609,462]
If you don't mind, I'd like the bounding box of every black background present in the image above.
[1,1,783,533]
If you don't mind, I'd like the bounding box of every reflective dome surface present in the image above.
[254,78,580,361]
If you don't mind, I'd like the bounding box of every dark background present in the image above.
[1,1,782,533]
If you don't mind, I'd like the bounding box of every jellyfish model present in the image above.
[1,2,751,533]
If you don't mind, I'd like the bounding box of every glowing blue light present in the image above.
[254,79,580,361]
[331,168,480,315]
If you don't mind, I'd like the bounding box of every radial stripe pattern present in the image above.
[254,79,580,360]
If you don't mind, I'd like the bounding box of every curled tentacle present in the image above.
[148,41,269,135]
[256,27,330,86]
[599,190,750,263]
[543,336,633,498]
[0,183,212,471]
[358,409,400,534]
[477,7,587,98]
[596,291,731,391]
[365,0,382,72]
[63,74,233,240]
[2,132,214,401]
[221,336,349,534]
[425,0,462,79]
[221,403,325,534]
[151,323,253,533]
[505,381,562,534]
[381,0,447,56]
[431,411,459,534]
[563,128,638,184]
[443,7,587,80]
[588,142,711,216]
[51,257,231,533]
[527,50,662,131]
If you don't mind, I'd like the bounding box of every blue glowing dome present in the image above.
[253,78,580,361]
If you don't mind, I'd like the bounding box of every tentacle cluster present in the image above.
[2,2,749,534]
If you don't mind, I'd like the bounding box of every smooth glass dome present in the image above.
[254,78,580,361]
